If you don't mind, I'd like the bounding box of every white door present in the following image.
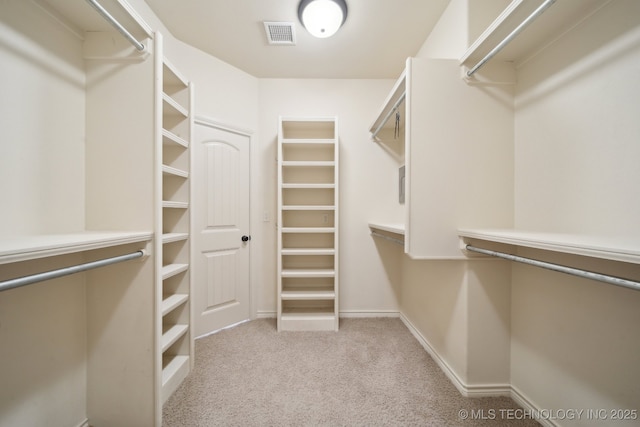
[193,118,251,337]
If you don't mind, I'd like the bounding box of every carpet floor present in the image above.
[162,318,540,426]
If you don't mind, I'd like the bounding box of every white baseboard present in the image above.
[255,310,275,319]
[76,419,90,427]
[399,312,559,426]
[255,310,401,319]
[510,385,558,427]
[399,312,511,398]
[339,310,400,318]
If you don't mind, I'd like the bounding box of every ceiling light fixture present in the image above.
[298,0,348,39]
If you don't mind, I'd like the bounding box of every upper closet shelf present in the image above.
[369,223,405,247]
[41,0,152,48]
[369,222,405,235]
[0,231,152,265]
[369,69,406,139]
[460,0,608,75]
[459,229,640,265]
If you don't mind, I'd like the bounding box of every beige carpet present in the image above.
[162,318,539,426]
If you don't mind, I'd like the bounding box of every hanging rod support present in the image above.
[0,250,145,293]
[372,92,406,139]
[85,0,145,52]
[465,244,640,292]
[466,0,556,77]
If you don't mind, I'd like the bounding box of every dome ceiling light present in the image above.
[298,0,348,39]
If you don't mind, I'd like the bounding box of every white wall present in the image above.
[511,0,640,421]
[0,3,88,426]
[0,0,86,236]
[257,79,403,316]
[401,2,640,419]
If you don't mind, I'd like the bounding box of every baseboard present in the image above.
[510,385,558,427]
[76,419,90,427]
[255,310,401,319]
[399,313,471,396]
[339,310,400,318]
[399,312,510,398]
[255,310,275,319]
[399,312,561,426]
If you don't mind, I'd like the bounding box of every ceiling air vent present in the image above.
[264,22,296,45]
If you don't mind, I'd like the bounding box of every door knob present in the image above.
[241,235,251,242]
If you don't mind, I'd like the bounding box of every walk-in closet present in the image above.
[1,0,639,426]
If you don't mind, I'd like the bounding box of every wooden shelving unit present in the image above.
[277,117,339,331]
[155,33,194,406]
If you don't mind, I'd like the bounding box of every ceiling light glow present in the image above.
[298,0,347,38]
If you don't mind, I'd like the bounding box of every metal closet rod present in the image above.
[466,0,556,77]
[465,245,640,292]
[85,0,145,52]
[0,250,145,293]
[372,92,406,139]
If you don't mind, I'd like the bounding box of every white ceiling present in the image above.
[142,0,451,79]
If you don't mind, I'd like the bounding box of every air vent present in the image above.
[264,22,296,45]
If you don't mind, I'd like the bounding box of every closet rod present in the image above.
[466,0,556,77]
[371,231,404,246]
[85,0,145,52]
[0,250,145,293]
[465,245,640,292]
[372,92,406,139]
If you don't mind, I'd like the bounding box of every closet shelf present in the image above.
[281,289,336,300]
[162,201,189,209]
[282,248,335,256]
[460,0,608,71]
[282,161,335,167]
[163,58,189,88]
[282,205,335,211]
[161,293,189,316]
[282,227,336,233]
[162,355,189,386]
[162,94,189,118]
[369,69,406,138]
[458,229,640,265]
[162,129,189,149]
[161,324,189,352]
[162,233,189,244]
[162,165,189,178]
[282,138,336,145]
[282,269,335,278]
[0,231,152,265]
[282,183,335,189]
[281,308,335,316]
[161,263,189,280]
[368,223,405,235]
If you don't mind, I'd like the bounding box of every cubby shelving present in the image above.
[154,33,194,406]
[277,117,339,331]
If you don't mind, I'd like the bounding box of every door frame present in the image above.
[193,115,257,332]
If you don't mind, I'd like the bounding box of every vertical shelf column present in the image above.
[277,116,339,331]
[154,33,194,408]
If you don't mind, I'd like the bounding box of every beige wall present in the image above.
[0,3,88,426]
[510,0,640,420]
[402,0,640,423]
[257,79,404,316]
[0,0,86,236]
